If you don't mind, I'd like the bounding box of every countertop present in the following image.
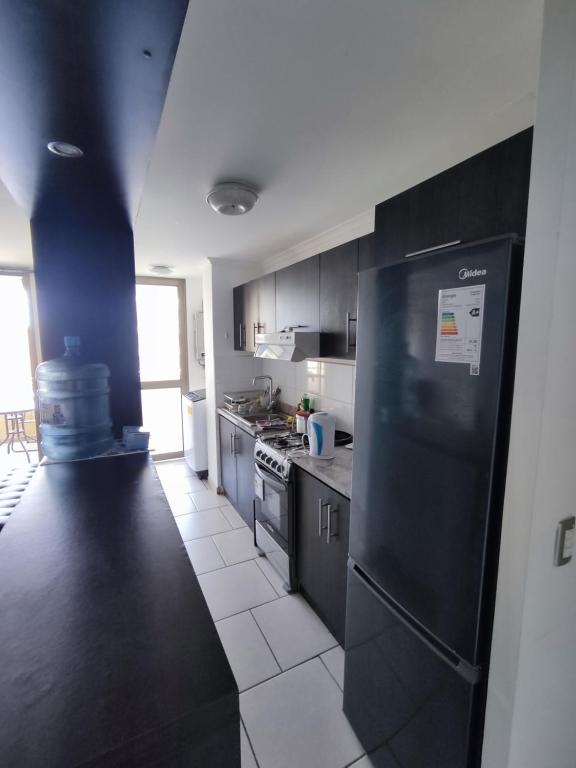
[0,453,239,768]
[219,407,353,498]
[292,446,353,500]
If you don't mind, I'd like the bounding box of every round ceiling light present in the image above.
[206,182,258,216]
[47,141,84,158]
[148,265,174,275]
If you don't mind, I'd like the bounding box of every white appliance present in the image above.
[254,331,320,362]
[306,411,336,459]
[182,390,208,478]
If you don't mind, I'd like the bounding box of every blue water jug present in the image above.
[36,336,114,461]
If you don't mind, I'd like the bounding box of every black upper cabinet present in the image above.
[358,232,376,272]
[372,189,411,268]
[457,129,533,243]
[275,255,320,333]
[406,168,461,255]
[258,272,276,336]
[234,274,276,352]
[374,128,533,268]
[319,241,359,359]
[233,285,245,351]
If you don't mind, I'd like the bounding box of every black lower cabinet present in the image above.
[343,565,482,768]
[295,468,350,645]
[235,429,256,530]
[219,415,238,507]
[219,416,256,528]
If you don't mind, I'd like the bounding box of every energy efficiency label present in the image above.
[435,284,485,373]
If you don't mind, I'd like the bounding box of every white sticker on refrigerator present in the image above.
[435,284,485,371]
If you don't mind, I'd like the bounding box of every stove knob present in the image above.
[271,460,278,470]
[265,456,272,464]
[256,450,263,459]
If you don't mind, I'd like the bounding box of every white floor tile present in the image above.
[320,645,345,689]
[241,722,258,768]
[190,488,225,511]
[220,504,247,529]
[254,556,289,598]
[164,491,198,517]
[197,561,278,621]
[216,610,281,692]
[185,538,226,575]
[154,459,193,478]
[241,658,363,768]
[175,509,231,541]
[159,474,207,494]
[213,527,260,566]
[252,595,337,670]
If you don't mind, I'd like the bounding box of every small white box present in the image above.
[123,426,150,451]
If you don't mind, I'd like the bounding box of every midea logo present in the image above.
[459,267,487,280]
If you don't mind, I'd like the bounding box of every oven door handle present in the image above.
[255,463,287,493]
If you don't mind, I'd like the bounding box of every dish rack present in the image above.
[223,390,266,415]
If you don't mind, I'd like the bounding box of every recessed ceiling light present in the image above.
[47,141,84,158]
[206,182,259,216]
[148,265,174,275]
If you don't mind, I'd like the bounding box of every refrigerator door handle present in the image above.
[350,563,482,686]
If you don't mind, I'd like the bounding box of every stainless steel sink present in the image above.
[236,412,289,429]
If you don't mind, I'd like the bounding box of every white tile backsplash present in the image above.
[263,358,356,434]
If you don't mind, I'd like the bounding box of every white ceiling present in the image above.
[134,0,544,276]
[0,0,544,274]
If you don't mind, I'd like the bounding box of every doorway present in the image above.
[0,271,40,470]
[136,277,188,461]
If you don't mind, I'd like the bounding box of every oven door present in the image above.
[254,462,291,554]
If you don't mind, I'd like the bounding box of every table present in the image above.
[0,453,240,767]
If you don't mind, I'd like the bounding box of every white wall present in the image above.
[483,1,576,765]
[185,275,205,391]
[202,258,263,490]
[262,358,355,433]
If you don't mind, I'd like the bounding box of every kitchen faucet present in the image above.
[252,375,273,410]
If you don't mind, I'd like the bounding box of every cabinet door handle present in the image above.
[404,240,461,259]
[318,498,328,537]
[326,504,338,544]
[253,322,258,348]
[346,312,357,350]
[229,432,235,457]
[233,433,240,455]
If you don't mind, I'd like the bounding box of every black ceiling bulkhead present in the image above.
[0,0,189,222]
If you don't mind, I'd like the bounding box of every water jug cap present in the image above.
[64,336,81,349]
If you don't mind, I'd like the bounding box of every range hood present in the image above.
[254,331,320,362]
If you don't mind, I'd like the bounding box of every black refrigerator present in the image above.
[343,235,523,768]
